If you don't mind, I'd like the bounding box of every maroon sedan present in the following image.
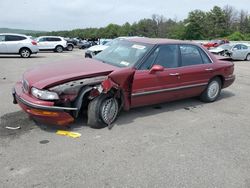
[13,38,235,128]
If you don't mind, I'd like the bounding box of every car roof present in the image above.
[37,36,63,38]
[127,37,199,45]
[0,33,28,37]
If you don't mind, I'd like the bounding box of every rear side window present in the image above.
[199,49,212,64]
[5,35,26,41]
[241,44,248,50]
[180,45,203,66]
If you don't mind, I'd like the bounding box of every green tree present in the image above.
[183,10,206,39]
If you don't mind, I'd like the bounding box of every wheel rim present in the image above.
[247,54,250,61]
[101,98,118,125]
[21,50,30,57]
[57,47,63,52]
[68,46,73,51]
[208,81,220,99]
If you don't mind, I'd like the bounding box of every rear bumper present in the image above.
[223,74,235,88]
[13,82,76,125]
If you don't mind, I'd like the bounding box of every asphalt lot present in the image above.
[0,49,250,188]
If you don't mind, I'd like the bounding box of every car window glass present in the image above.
[94,41,153,68]
[139,48,159,70]
[38,38,46,42]
[199,49,212,64]
[5,35,26,41]
[152,45,179,69]
[180,45,203,66]
[0,35,5,41]
[241,45,248,50]
[48,37,61,41]
[234,44,241,50]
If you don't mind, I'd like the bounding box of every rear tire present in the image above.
[20,48,31,58]
[55,45,63,53]
[246,54,250,61]
[87,94,119,129]
[200,77,221,102]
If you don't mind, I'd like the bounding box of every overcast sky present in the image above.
[0,0,248,31]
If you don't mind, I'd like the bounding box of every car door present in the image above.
[5,35,26,53]
[37,37,49,50]
[176,44,214,98]
[0,35,7,53]
[47,37,56,49]
[234,44,249,60]
[231,44,245,60]
[131,44,182,107]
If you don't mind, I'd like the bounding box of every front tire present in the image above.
[20,48,31,58]
[87,94,119,129]
[55,45,63,53]
[200,77,222,102]
[67,44,73,51]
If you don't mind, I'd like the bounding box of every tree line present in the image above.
[30,5,250,41]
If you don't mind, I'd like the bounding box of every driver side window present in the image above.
[139,45,179,70]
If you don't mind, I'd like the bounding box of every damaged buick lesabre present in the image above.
[13,38,235,128]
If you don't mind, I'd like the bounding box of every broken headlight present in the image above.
[31,87,59,100]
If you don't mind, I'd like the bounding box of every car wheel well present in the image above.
[246,53,250,61]
[55,45,63,49]
[210,75,224,87]
[19,47,31,54]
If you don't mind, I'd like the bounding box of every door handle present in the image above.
[169,73,180,76]
[205,68,213,71]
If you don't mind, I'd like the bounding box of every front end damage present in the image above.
[13,68,136,126]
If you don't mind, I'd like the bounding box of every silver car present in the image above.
[209,43,250,61]
[0,33,39,58]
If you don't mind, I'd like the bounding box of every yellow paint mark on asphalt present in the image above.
[56,130,81,138]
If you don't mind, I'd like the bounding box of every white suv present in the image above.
[0,33,39,58]
[36,36,67,53]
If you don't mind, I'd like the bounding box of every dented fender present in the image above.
[100,68,136,110]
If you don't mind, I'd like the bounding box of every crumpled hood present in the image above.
[24,58,119,89]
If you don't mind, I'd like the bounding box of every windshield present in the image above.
[94,40,153,68]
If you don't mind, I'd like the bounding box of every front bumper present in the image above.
[13,82,76,125]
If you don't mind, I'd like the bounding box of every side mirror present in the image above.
[149,65,164,74]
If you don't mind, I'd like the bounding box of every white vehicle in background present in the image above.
[209,43,250,61]
[36,36,67,53]
[85,37,141,58]
[0,33,39,58]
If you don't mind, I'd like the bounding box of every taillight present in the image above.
[31,40,37,45]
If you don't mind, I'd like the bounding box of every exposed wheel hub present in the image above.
[101,98,118,125]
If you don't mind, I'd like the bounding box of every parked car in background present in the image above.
[78,40,97,49]
[36,36,67,52]
[85,37,140,58]
[13,38,235,128]
[0,33,38,58]
[203,39,229,49]
[209,43,250,61]
[65,39,74,51]
[85,41,111,58]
